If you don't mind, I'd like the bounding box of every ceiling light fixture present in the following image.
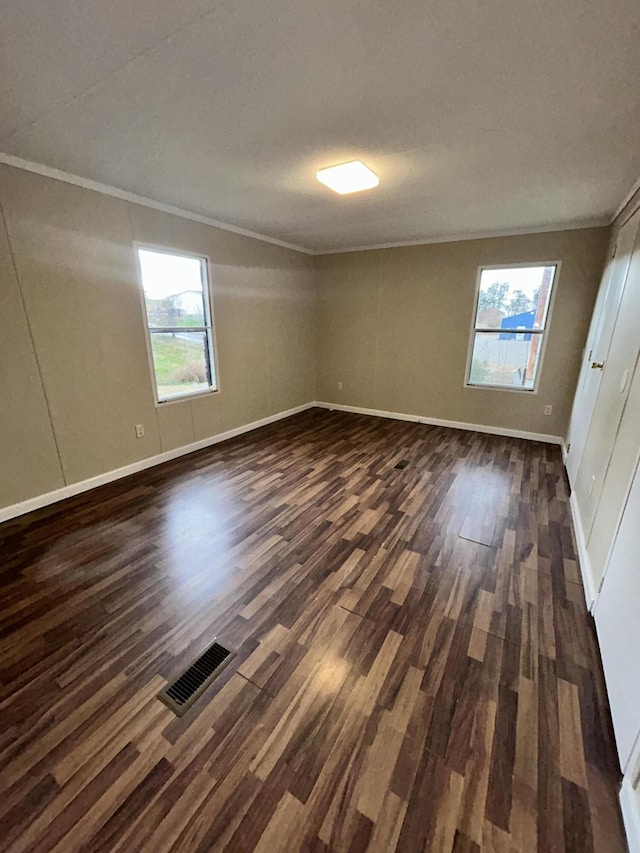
[316,160,379,195]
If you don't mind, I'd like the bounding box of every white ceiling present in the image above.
[2,0,640,253]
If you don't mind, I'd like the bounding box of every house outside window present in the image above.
[136,246,218,403]
[465,263,559,391]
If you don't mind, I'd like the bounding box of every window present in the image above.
[136,247,218,403]
[465,263,558,391]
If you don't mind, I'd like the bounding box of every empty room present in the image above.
[2,1,640,851]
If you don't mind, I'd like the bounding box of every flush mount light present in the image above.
[316,160,379,195]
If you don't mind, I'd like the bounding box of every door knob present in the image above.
[591,361,604,369]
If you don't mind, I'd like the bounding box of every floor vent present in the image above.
[394,459,410,470]
[158,639,235,716]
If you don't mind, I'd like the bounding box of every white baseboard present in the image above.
[568,489,597,610]
[0,400,566,524]
[314,400,564,445]
[0,402,315,524]
[621,777,640,853]
[563,445,597,609]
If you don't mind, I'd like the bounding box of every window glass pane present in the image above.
[149,331,212,400]
[475,265,555,331]
[138,249,206,328]
[469,331,543,390]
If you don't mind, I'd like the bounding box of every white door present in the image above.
[566,208,640,484]
[573,215,640,537]
[587,355,640,589]
[594,455,640,772]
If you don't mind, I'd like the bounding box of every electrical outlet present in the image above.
[135,424,145,439]
[337,381,343,391]
[544,404,552,416]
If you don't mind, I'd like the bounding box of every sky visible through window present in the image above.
[475,265,554,331]
[469,264,556,390]
[138,249,203,300]
[479,266,548,301]
[137,247,215,401]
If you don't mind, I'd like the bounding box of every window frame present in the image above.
[134,242,220,406]
[463,260,561,394]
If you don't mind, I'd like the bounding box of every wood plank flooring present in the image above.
[0,408,626,852]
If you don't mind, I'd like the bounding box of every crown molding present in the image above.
[0,152,314,255]
[611,174,640,225]
[1,151,627,257]
[312,218,611,256]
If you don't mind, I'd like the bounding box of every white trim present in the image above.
[1,400,571,523]
[0,152,313,255]
[620,777,640,853]
[133,242,221,405]
[321,399,599,609]
[314,220,610,256]
[593,444,640,621]
[314,400,564,444]
[0,403,315,523]
[0,152,614,257]
[462,261,561,396]
[568,489,597,610]
[612,174,640,225]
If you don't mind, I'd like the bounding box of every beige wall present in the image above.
[0,164,316,509]
[316,228,609,436]
[0,161,612,513]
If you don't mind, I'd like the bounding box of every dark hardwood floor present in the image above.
[0,408,626,852]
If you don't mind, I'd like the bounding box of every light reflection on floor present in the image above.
[161,479,236,604]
